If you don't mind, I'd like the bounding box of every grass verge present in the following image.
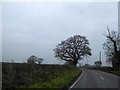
[89,67,120,76]
[106,71,120,76]
[28,65,81,88]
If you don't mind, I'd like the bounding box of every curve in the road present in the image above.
[69,69,119,89]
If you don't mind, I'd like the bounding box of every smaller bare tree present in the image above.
[27,55,43,64]
[36,58,43,64]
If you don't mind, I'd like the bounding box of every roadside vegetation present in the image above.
[89,67,120,76]
[108,71,120,76]
[29,65,81,88]
[2,63,81,88]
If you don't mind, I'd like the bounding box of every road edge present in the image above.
[69,69,84,89]
[95,69,120,77]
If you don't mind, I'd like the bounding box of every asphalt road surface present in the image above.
[70,69,120,88]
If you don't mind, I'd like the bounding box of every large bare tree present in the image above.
[54,35,92,66]
[103,27,120,70]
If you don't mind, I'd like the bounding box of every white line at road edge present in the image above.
[69,69,84,89]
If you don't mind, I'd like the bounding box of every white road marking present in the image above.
[100,77,104,80]
[95,72,104,80]
[69,70,84,89]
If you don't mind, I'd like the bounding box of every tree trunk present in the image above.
[112,63,116,70]
[112,59,119,70]
[73,60,77,66]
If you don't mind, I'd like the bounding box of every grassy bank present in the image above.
[2,63,81,88]
[106,71,120,76]
[29,65,81,88]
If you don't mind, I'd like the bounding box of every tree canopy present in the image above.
[54,35,92,66]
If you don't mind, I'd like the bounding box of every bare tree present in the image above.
[103,27,120,70]
[54,35,92,66]
[36,58,43,64]
[11,60,15,63]
[27,55,43,64]
[27,55,37,64]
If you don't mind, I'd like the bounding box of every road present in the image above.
[70,69,120,88]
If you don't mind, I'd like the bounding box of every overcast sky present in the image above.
[2,2,118,65]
